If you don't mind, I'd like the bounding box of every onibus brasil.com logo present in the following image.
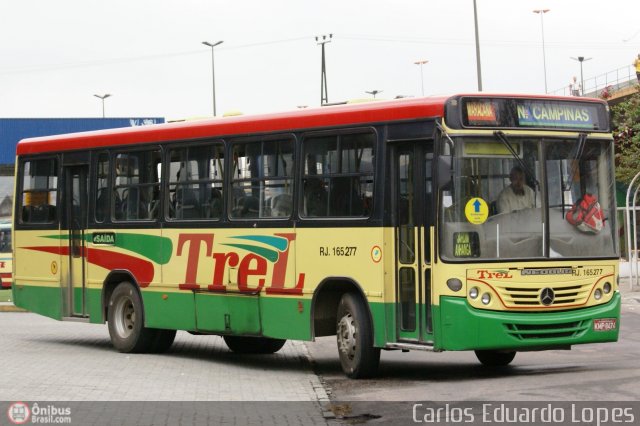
[7,402,71,424]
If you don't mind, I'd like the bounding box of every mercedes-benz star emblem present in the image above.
[540,287,555,306]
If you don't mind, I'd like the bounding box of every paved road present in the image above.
[0,313,330,425]
[2,287,638,425]
[306,287,640,424]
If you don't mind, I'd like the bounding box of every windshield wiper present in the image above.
[562,133,587,192]
[493,131,540,189]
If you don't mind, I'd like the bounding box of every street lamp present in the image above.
[533,9,550,93]
[473,0,483,91]
[365,90,382,98]
[202,40,224,116]
[93,94,111,118]
[414,60,428,96]
[570,56,592,96]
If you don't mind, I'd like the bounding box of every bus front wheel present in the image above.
[336,292,380,379]
[475,350,516,366]
[107,281,157,353]
[223,336,286,354]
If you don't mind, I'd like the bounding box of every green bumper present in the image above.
[436,293,620,351]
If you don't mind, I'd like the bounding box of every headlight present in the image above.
[469,287,479,299]
[594,289,602,300]
[603,282,612,294]
[447,278,463,292]
[481,293,491,305]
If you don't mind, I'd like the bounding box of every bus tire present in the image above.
[151,329,177,353]
[475,350,516,367]
[336,292,380,379]
[107,281,156,353]
[223,336,286,354]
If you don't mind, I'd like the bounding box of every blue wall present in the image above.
[0,117,164,164]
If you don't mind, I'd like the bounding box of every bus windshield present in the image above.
[440,135,618,261]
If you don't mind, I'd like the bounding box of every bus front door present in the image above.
[393,141,433,343]
[62,164,89,318]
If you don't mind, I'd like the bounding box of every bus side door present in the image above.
[62,157,89,318]
[391,140,434,343]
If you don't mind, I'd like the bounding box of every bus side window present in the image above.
[301,131,374,218]
[20,158,58,225]
[168,143,224,221]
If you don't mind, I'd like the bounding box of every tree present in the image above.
[612,91,640,185]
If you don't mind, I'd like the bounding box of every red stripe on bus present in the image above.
[16,97,448,155]
[22,246,155,287]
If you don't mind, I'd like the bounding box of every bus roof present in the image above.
[16,94,607,156]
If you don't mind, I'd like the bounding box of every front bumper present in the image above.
[437,293,620,351]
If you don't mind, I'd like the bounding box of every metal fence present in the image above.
[550,65,638,98]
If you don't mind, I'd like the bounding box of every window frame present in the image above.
[111,146,162,223]
[299,127,377,220]
[228,134,297,221]
[164,140,226,222]
[16,155,60,228]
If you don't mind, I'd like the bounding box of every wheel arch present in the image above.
[310,277,375,339]
[101,270,144,324]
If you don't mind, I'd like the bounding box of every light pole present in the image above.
[93,94,111,118]
[533,9,550,93]
[316,34,332,105]
[202,40,224,116]
[473,0,483,91]
[570,56,592,96]
[365,90,382,98]
[414,60,428,96]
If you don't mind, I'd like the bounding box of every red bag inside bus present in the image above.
[566,193,604,233]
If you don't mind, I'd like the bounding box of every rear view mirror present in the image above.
[437,156,452,188]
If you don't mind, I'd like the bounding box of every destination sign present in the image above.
[516,101,598,129]
[454,97,608,132]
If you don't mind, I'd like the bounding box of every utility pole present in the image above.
[316,34,332,105]
[473,0,483,91]
[533,9,551,93]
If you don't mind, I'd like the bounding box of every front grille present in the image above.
[505,321,588,340]
[497,283,591,308]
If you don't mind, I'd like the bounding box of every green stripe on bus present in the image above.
[42,233,173,264]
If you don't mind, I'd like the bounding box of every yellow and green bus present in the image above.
[13,94,620,378]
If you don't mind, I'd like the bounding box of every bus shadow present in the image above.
[24,333,315,374]
[310,354,612,382]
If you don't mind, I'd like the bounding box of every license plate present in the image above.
[593,318,617,331]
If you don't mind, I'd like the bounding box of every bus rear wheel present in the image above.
[107,281,157,353]
[151,329,177,353]
[475,350,516,366]
[336,292,380,379]
[223,336,286,354]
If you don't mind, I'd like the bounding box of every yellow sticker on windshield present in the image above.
[464,198,489,224]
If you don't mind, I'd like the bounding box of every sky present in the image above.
[0,0,639,121]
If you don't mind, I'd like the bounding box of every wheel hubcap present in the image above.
[114,296,135,338]
[337,313,357,361]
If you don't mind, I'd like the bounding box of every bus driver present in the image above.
[497,166,535,213]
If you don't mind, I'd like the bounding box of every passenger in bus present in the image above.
[271,193,292,217]
[233,195,259,218]
[207,188,223,219]
[330,177,363,216]
[496,166,535,213]
[304,178,328,216]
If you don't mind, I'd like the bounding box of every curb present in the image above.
[0,303,26,312]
